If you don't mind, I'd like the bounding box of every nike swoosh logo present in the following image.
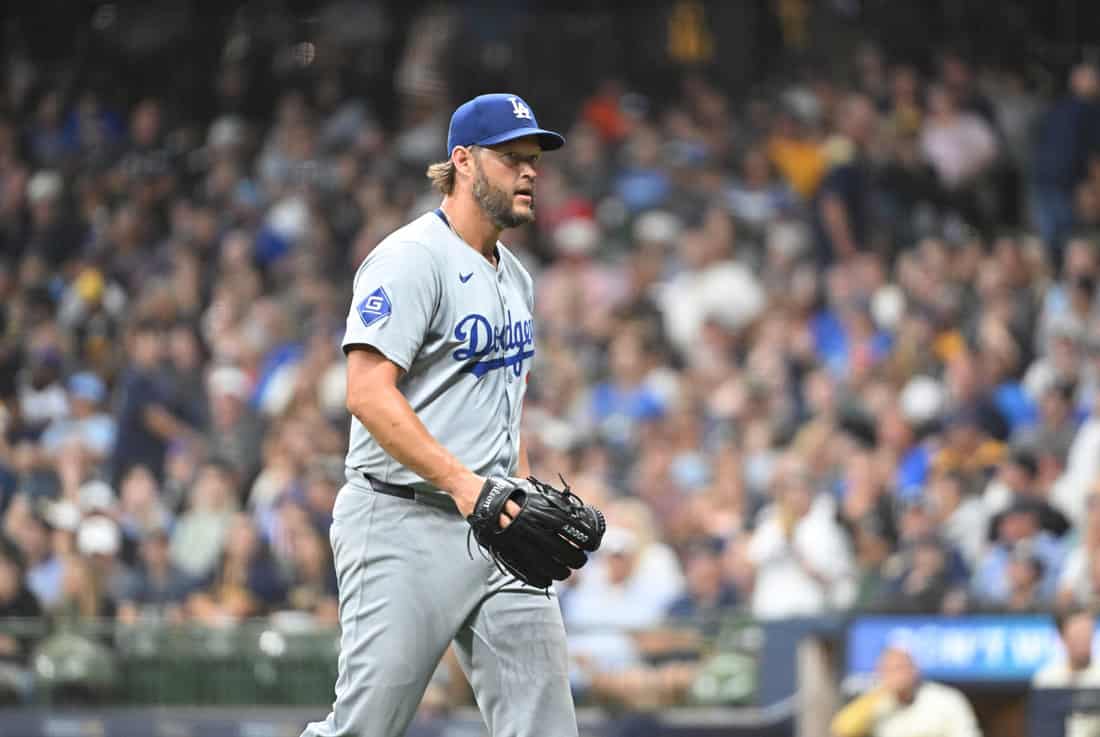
[459,273,474,283]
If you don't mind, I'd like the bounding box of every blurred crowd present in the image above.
[1,3,1100,712]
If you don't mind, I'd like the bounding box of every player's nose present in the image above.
[518,160,538,179]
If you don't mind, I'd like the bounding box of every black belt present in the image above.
[360,473,416,501]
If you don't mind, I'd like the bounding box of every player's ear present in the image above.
[452,145,477,180]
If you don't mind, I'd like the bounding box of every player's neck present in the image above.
[440,196,501,264]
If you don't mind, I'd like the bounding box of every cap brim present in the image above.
[477,127,565,151]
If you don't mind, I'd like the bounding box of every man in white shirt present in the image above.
[831,646,982,737]
[927,471,989,571]
[746,456,855,619]
[1057,393,1100,528]
[1033,608,1100,737]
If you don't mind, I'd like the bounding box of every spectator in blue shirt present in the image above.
[39,372,116,465]
[589,329,666,452]
[972,500,1067,606]
[613,125,671,213]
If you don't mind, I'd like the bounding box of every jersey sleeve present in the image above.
[342,240,441,371]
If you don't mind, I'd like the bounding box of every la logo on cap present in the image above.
[508,96,532,120]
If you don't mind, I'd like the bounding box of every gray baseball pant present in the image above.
[300,480,578,737]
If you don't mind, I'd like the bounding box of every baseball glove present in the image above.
[466,475,606,589]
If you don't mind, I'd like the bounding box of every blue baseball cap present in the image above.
[68,372,106,403]
[447,93,565,157]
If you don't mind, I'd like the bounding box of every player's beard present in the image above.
[472,161,534,230]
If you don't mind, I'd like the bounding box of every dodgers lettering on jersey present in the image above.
[341,211,535,490]
[453,311,535,378]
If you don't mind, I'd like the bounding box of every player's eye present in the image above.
[504,152,539,168]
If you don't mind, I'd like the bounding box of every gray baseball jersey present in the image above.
[304,208,577,737]
[341,209,534,492]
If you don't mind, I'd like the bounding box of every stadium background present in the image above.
[1,0,1100,735]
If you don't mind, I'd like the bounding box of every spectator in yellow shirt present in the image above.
[831,646,982,737]
[767,106,827,200]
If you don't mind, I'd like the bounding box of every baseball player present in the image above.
[300,93,604,737]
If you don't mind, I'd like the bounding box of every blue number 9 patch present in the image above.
[357,287,392,327]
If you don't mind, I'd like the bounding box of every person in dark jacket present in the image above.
[665,538,738,637]
[109,320,201,487]
[813,95,878,266]
[185,514,286,624]
[0,541,43,704]
[0,542,43,660]
[117,525,195,623]
[1032,63,1100,270]
[986,448,1072,540]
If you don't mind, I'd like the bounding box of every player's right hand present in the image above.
[451,473,519,527]
[448,471,484,518]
